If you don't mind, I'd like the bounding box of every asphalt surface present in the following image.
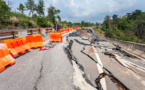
[0,29,145,90]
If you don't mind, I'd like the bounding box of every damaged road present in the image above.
[0,28,145,90]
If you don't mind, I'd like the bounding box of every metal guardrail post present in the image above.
[39,28,41,34]
[12,31,15,39]
[31,30,33,35]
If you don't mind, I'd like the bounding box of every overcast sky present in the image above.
[6,0,145,23]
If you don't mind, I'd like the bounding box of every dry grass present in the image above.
[93,26,105,37]
[10,16,19,22]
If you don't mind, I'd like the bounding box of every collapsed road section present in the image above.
[0,27,145,90]
[65,28,145,90]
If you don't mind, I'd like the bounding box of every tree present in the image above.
[26,0,36,16]
[36,0,44,16]
[47,5,60,25]
[67,22,72,27]
[0,0,10,20]
[36,16,49,27]
[134,15,145,42]
[96,22,99,28]
[81,21,85,26]
[57,15,61,22]
[17,3,25,15]
[32,13,37,18]
[112,14,118,25]
[103,15,111,30]
[131,10,142,20]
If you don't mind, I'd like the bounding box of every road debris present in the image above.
[39,47,50,51]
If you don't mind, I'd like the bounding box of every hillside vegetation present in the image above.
[0,12,39,29]
[0,0,97,30]
[101,10,145,44]
[0,0,95,30]
[0,0,55,29]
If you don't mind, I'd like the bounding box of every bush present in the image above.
[36,16,49,27]
[20,20,33,28]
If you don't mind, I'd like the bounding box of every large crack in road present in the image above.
[33,60,44,90]
[69,29,130,90]
[64,38,96,89]
[80,45,129,90]
[32,42,51,90]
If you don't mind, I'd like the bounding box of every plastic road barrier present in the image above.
[0,43,16,72]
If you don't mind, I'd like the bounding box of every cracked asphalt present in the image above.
[0,30,145,90]
[0,34,74,90]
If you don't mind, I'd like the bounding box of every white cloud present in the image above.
[44,0,137,22]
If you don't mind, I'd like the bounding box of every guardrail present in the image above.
[0,31,18,41]
[0,28,52,41]
[91,28,145,59]
[105,38,145,59]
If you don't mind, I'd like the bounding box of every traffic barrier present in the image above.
[27,28,43,35]
[1,40,18,57]
[49,33,54,42]
[15,38,31,51]
[26,35,44,48]
[10,39,26,54]
[49,33,62,42]
[26,35,37,48]
[35,35,44,47]
[50,27,86,42]
[32,34,40,36]
[53,33,57,42]
[16,37,31,51]
[0,43,16,72]
[56,33,62,42]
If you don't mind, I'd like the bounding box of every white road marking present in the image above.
[92,46,107,90]
[72,60,97,90]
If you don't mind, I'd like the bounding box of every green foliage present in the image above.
[20,20,33,28]
[101,9,145,43]
[36,0,44,16]
[8,12,32,19]
[47,5,61,25]
[0,0,10,20]
[17,3,25,15]
[60,20,94,27]
[32,13,38,18]
[36,16,51,27]
[95,22,99,28]
[26,0,36,16]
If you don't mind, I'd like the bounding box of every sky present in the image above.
[5,0,145,23]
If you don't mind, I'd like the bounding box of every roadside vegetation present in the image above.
[101,10,145,44]
[0,0,58,29]
[0,0,95,30]
[60,21,95,27]
[93,26,105,37]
